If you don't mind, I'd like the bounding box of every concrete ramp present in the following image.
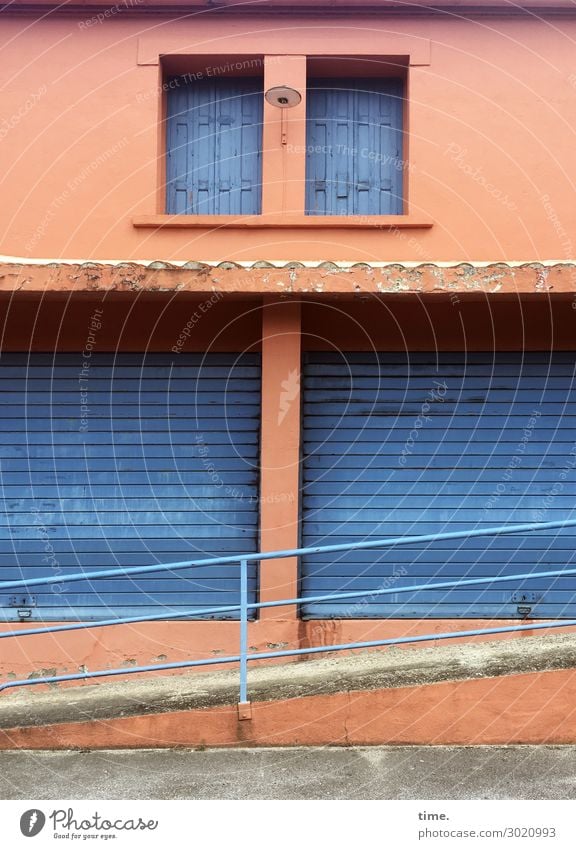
[2,632,576,730]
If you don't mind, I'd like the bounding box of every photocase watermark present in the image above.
[341,566,409,617]
[171,293,223,354]
[287,142,408,171]
[20,809,46,837]
[388,224,434,262]
[483,409,541,512]
[398,381,448,466]
[79,308,104,432]
[254,491,295,505]
[136,58,276,104]
[78,0,145,29]
[443,142,518,211]
[541,193,574,260]
[25,137,129,252]
[387,226,461,304]
[31,503,64,595]
[354,221,460,303]
[278,369,300,425]
[538,193,576,308]
[532,443,576,522]
[20,806,158,837]
[194,433,276,506]
[136,75,189,106]
[194,433,246,503]
[0,85,47,141]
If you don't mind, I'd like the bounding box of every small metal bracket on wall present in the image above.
[9,595,36,608]
[237,701,252,721]
[511,592,540,603]
[9,596,36,620]
[511,591,540,619]
[17,609,33,620]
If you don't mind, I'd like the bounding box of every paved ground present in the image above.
[1,746,576,800]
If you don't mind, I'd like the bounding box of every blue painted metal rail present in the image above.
[2,517,576,705]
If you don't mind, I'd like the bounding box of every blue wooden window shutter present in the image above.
[306,79,404,216]
[166,77,263,215]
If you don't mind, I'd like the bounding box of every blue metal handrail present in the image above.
[1,517,576,704]
[3,517,576,592]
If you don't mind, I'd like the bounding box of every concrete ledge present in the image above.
[132,214,434,229]
[2,632,576,729]
[0,259,575,296]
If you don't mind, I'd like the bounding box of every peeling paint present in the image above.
[0,260,574,296]
[27,667,57,680]
[535,267,550,291]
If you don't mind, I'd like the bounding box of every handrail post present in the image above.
[238,558,252,720]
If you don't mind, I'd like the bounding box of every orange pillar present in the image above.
[262,55,307,216]
[259,299,302,619]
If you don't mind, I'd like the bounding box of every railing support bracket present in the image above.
[238,701,252,721]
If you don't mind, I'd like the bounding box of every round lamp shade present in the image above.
[264,86,302,108]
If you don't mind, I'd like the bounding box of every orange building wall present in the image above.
[0,294,262,352]
[1,12,576,262]
[2,293,573,352]
[302,296,576,351]
[1,2,575,737]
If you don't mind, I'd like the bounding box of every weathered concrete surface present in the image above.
[1,746,576,800]
[0,259,573,296]
[2,633,576,729]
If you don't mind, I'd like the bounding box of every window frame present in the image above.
[133,50,432,231]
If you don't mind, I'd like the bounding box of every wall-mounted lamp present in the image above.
[264,86,302,146]
[265,85,302,109]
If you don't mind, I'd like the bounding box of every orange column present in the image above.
[262,55,307,217]
[259,299,302,619]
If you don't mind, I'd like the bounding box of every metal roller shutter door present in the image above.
[0,352,260,621]
[301,351,576,619]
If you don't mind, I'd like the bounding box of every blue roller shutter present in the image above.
[166,77,263,215]
[0,353,260,621]
[305,79,403,215]
[301,351,576,619]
